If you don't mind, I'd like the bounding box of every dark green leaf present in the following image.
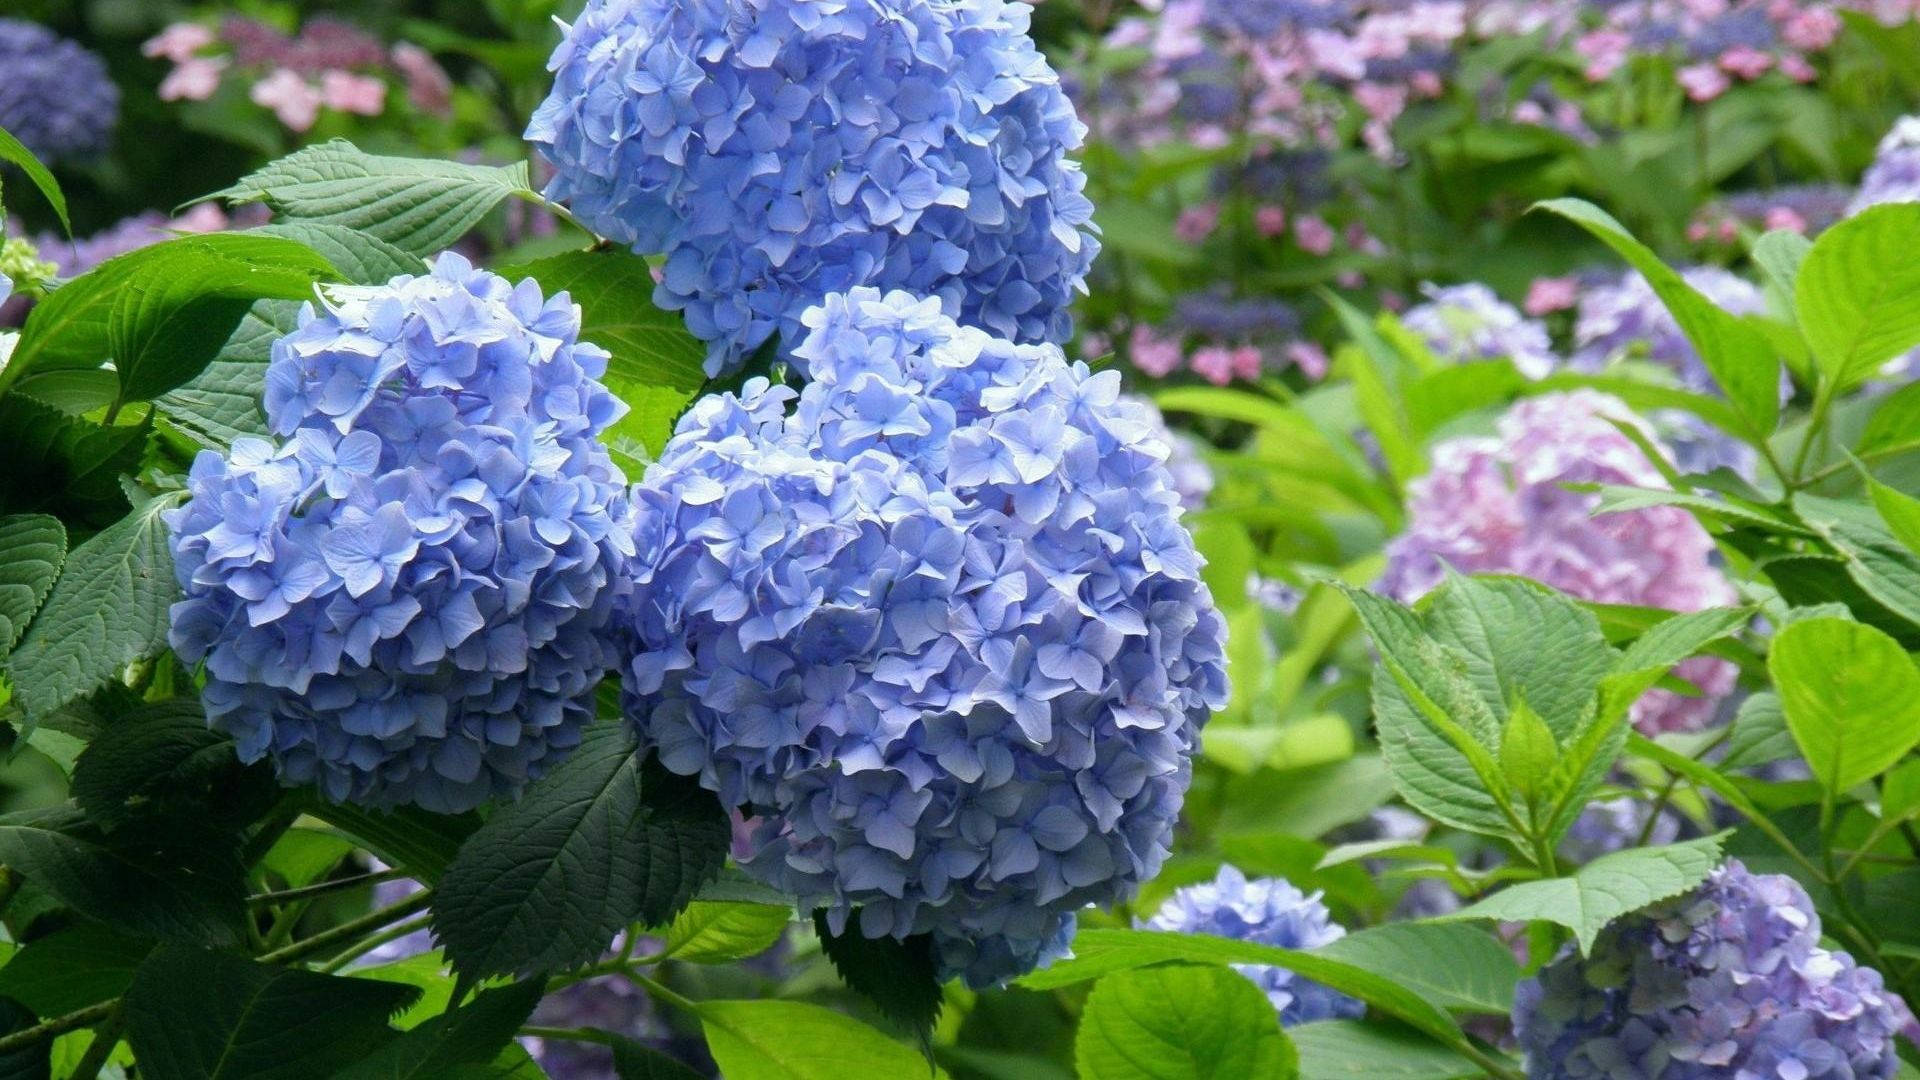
[0,924,149,1016]
[251,223,426,285]
[122,946,418,1080]
[0,125,68,235]
[156,300,300,448]
[0,515,63,658]
[1075,965,1297,1080]
[0,396,146,530]
[307,802,479,886]
[611,1038,705,1080]
[334,979,544,1080]
[813,911,943,1042]
[71,698,275,831]
[1793,493,1920,631]
[0,997,49,1080]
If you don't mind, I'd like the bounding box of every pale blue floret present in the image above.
[617,288,1227,986]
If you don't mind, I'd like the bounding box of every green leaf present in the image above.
[122,945,418,1080]
[1325,297,1418,484]
[1288,1021,1479,1080]
[1426,574,1612,741]
[1075,965,1297,1080]
[659,901,790,964]
[0,124,69,235]
[1500,697,1559,809]
[0,923,149,1016]
[1534,198,1779,435]
[611,1038,706,1080]
[71,698,274,832]
[6,492,183,718]
[1857,381,1920,460]
[432,726,728,985]
[0,395,148,529]
[211,140,531,256]
[308,802,478,886]
[1438,833,1729,952]
[812,911,943,1043]
[334,979,544,1080]
[1797,203,1920,393]
[156,300,301,448]
[1867,475,1920,558]
[1791,493,1920,632]
[0,515,63,658]
[0,806,246,946]
[1750,229,1811,322]
[251,223,426,285]
[6,234,338,407]
[494,249,708,459]
[1017,929,1469,1054]
[0,996,50,1080]
[1769,617,1920,793]
[1721,691,1796,770]
[1313,922,1519,1016]
[1591,484,1808,534]
[697,999,949,1080]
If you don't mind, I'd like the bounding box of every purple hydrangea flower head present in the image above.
[1851,116,1920,215]
[1142,865,1364,1026]
[1571,267,1766,393]
[1514,860,1917,1078]
[617,288,1227,986]
[525,0,1100,378]
[1559,795,1682,865]
[0,19,118,165]
[1401,282,1556,378]
[1381,391,1738,734]
[165,253,634,812]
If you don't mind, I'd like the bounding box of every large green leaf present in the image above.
[0,395,147,530]
[1438,833,1728,952]
[0,124,69,234]
[334,979,543,1080]
[660,901,790,964]
[432,726,729,985]
[1076,965,1297,1080]
[1797,203,1920,393]
[211,140,531,256]
[122,946,418,1080]
[811,911,943,1042]
[6,493,182,718]
[696,999,949,1080]
[0,923,149,1016]
[1288,1021,1480,1080]
[494,249,708,459]
[307,801,478,886]
[1425,574,1611,742]
[156,299,301,448]
[71,698,275,832]
[1312,922,1519,1015]
[611,1040,705,1080]
[1769,617,1920,793]
[0,996,49,1080]
[251,222,426,285]
[1790,494,1920,632]
[0,515,63,658]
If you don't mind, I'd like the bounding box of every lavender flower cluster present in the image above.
[0,18,118,165]
[1142,865,1365,1026]
[1401,282,1556,377]
[526,0,1098,377]
[1381,390,1738,734]
[617,288,1227,986]
[1514,860,1915,1078]
[1852,115,1920,215]
[1571,266,1767,394]
[165,254,634,812]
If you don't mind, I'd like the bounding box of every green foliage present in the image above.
[0,924,147,1017]
[659,902,791,964]
[1796,203,1920,394]
[812,911,944,1042]
[1288,1022,1480,1080]
[0,515,63,659]
[0,396,148,530]
[332,980,544,1080]
[1075,965,1297,1080]
[0,124,69,235]
[1769,616,1920,794]
[697,999,949,1080]
[70,699,274,832]
[1312,923,1519,1015]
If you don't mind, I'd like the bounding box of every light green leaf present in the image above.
[333,979,543,1080]
[0,124,69,235]
[1750,229,1811,322]
[1076,965,1297,1080]
[1438,834,1729,952]
[0,514,63,658]
[1312,922,1518,1015]
[1326,297,1418,484]
[7,492,183,718]
[659,901,790,964]
[1769,616,1920,792]
[1797,203,1920,393]
[252,222,426,285]
[1792,493,1920,631]
[1289,1021,1481,1080]
[697,999,949,1080]
[1428,574,1611,741]
[1857,381,1920,460]
[1867,476,1920,559]
[1720,691,1796,770]
[211,139,531,256]
[1501,698,1559,809]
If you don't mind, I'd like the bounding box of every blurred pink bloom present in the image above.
[1230,345,1265,381]
[143,22,215,64]
[392,43,453,115]
[1191,345,1236,385]
[1411,70,1444,96]
[1782,7,1841,49]
[1304,29,1366,80]
[1175,203,1220,244]
[1765,207,1809,233]
[159,57,227,102]
[174,204,231,233]
[1287,341,1330,379]
[1778,52,1817,81]
[1354,82,1407,125]
[1294,215,1335,256]
[1130,324,1184,378]
[1678,63,1731,102]
[1576,30,1631,81]
[1080,332,1112,360]
[1337,270,1366,289]
[1718,46,1773,79]
[1687,220,1713,243]
[320,70,387,116]
[1524,276,1580,316]
[251,68,323,131]
[1255,205,1288,238]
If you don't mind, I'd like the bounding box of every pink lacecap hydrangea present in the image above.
[250,68,324,131]
[1525,275,1580,316]
[1382,390,1739,734]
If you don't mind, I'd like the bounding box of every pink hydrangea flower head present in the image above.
[1255,205,1288,238]
[320,70,387,116]
[1190,344,1236,385]
[1524,275,1580,316]
[250,68,322,131]
[1678,63,1732,101]
[159,56,227,102]
[1176,203,1222,244]
[1130,323,1185,379]
[1294,214,1335,255]
[143,22,215,64]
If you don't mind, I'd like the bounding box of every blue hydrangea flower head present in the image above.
[1572,267,1766,393]
[1514,860,1917,1078]
[525,0,1099,377]
[1401,282,1556,378]
[1851,116,1920,215]
[617,287,1227,986]
[0,18,118,164]
[166,252,635,813]
[1142,864,1365,1026]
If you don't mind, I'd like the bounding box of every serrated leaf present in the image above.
[1313,922,1519,1016]
[7,492,182,718]
[0,515,63,657]
[660,901,789,964]
[0,806,246,946]
[1437,833,1729,952]
[334,979,544,1080]
[1500,698,1558,809]
[1535,198,1779,435]
[1076,965,1297,1080]
[1288,1021,1479,1080]
[611,1038,705,1080]
[494,249,708,458]
[1797,203,1920,392]
[1769,617,1920,793]
[1790,494,1920,631]
[212,140,530,256]
[0,996,50,1080]
[156,300,300,448]
[308,801,478,886]
[1721,691,1796,770]
[0,124,69,235]
[432,726,729,984]
[0,923,149,1016]
[71,698,275,831]
[252,223,426,285]
[123,946,419,1080]
[696,999,949,1080]
[812,911,943,1042]
[0,395,147,530]
[1427,575,1612,741]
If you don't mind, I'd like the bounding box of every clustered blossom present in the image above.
[0,18,118,165]
[1514,860,1916,1078]
[1142,865,1365,1026]
[165,254,633,812]
[526,0,1099,377]
[1571,266,1767,392]
[1559,795,1683,865]
[1401,282,1556,377]
[618,288,1227,986]
[1851,115,1920,215]
[1692,184,1853,244]
[1127,290,1324,386]
[1382,391,1739,734]
[1131,396,1215,511]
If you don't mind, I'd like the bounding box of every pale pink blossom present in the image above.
[391,43,452,115]
[1576,30,1631,81]
[1190,345,1236,385]
[1718,45,1773,79]
[1778,53,1817,81]
[1287,341,1330,379]
[1175,203,1221,244]
[1230,345,1265,381]
[1524,276,1580,316]
[1304,29,1367,81]
[174,204,231,233]
[1677,63,1731,102]
[1294,215,1336,256]
[320,70,387,116]
[251,68,323,131]
[1783,6,1841,49]
[1688,220,1713,243]
[1255,206,1288,238]
[143,22,215,64]
[1765,206,1809,233]
[159,56,227,102]
[1130,324,1184,379]
[1337,270,1366,289]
